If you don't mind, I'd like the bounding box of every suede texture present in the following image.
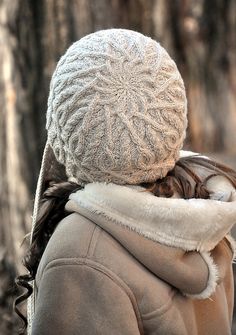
[32,212,234,335]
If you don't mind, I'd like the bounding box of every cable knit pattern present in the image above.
[46,29,187,185]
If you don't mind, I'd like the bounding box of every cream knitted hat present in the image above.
[31,29,188,242]
[46,28,187,186]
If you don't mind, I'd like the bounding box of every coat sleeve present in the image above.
[32,260,142,335]
[183,237,234,299]
[75,209,233,300]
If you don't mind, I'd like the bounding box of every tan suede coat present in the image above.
[32,195,235,335]
[30,169,236,335]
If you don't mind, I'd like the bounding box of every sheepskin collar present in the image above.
[67,182,236,252]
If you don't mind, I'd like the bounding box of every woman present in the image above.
[16,29,236,335]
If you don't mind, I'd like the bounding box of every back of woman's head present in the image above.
[46,28,187,186]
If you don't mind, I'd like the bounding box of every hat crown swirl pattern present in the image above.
[46,29,187,185]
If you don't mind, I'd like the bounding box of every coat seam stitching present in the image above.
[85,224,97,257]
[141,290,175,320]
[86,225,101,258]
[41,257,144,335]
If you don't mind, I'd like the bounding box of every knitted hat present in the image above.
[28,29,187,333]
[46,28,187,186]
[31,28,188,241]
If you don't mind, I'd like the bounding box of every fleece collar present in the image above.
[68,182,236,252]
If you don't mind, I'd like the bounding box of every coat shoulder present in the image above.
[36,213,98,281]
[35,212,175,318]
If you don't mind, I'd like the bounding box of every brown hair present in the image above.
[142,155,236,199]
[15,154,236,333]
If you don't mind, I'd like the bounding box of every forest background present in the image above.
[0,0,236,334]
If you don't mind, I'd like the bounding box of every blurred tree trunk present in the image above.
[153,0,236,153]
[0,0,236,334]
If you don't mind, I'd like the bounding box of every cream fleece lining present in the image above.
[69,182,236,252]
[68,182,236,300]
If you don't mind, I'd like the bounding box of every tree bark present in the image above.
[0,1,236,333]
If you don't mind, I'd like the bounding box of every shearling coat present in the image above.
[31,176,236,335]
